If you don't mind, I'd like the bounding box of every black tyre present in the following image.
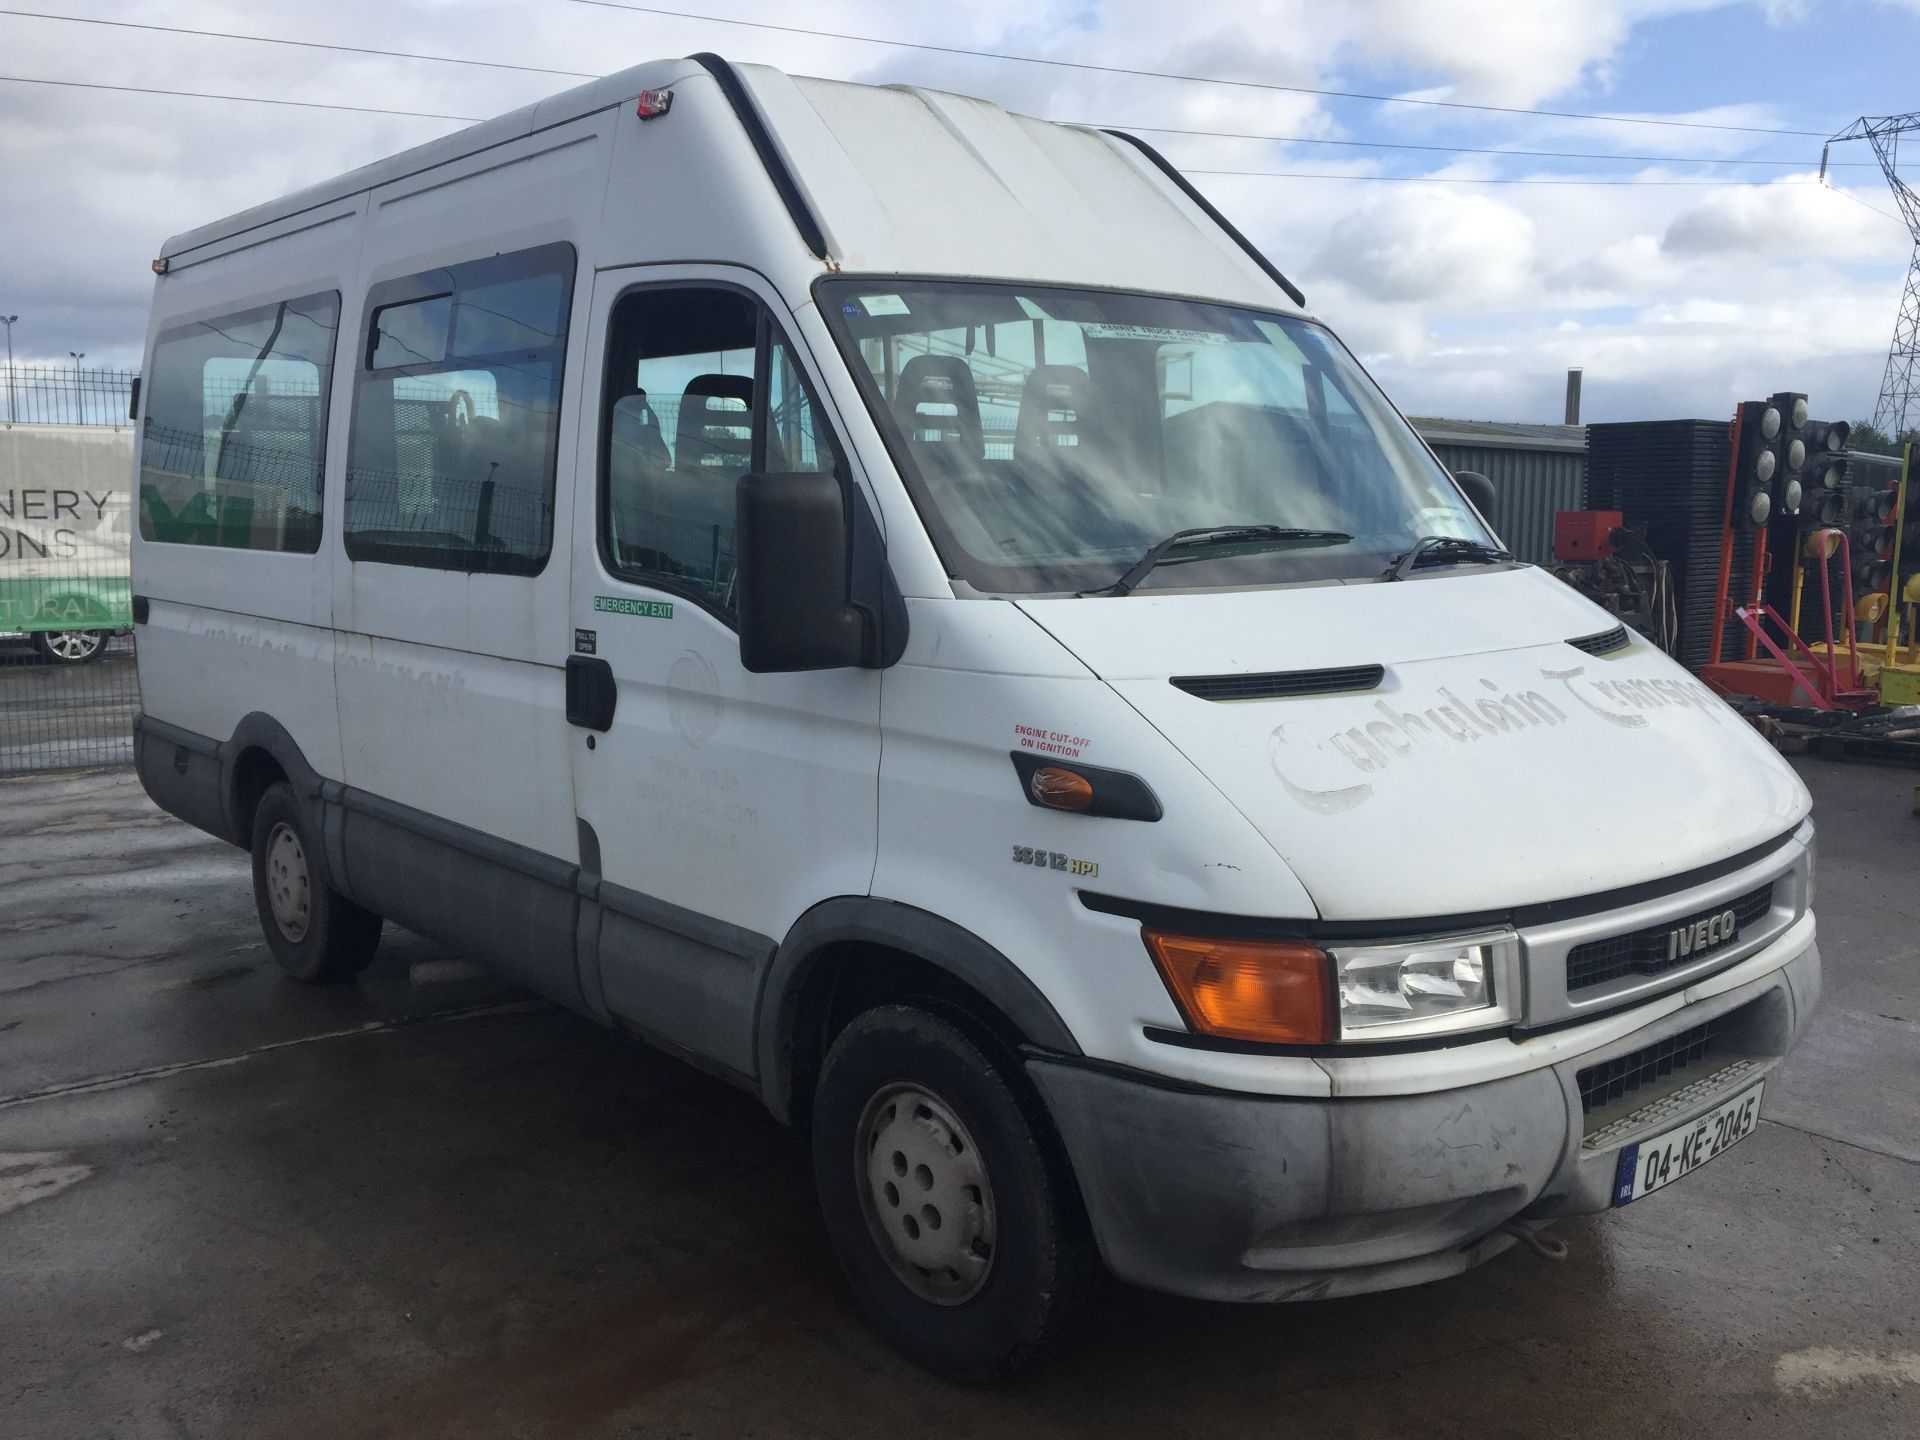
[30,629,108,664]
[249,782,383,983]
[811,1004,1098,1382]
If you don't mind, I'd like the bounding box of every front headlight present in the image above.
[1328,932,1520,1040]
[1143,927,1520,1044]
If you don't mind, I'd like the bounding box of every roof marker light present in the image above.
[635,88,674,119]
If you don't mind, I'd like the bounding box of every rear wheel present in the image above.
[249,782,382,983]
[811,1005,1098,1382]
[30,629,108,664]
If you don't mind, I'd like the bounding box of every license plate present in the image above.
[1613,1080,1764,1205]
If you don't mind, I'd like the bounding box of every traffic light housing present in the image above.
[1731,399,1785,530]
[1852,481,1896,594]
[1769,391,1808,521]
[1801,419,1850,528]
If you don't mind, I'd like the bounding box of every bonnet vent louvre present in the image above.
[1566,625,1630,656]
[1171,664,1384,702]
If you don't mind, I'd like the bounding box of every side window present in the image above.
[767,338,835,476]
[600,288,839,617]
[138,291,340,552]
[344,242,576,574]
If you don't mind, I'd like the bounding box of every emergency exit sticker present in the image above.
[594,595,673,620]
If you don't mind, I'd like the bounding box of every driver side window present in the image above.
[600,288,839,616]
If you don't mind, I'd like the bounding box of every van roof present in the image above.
[159,56,1304,315]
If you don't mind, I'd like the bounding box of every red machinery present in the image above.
[1553,510,1623,562]
[1698,402,1875,712]
[1549,511,1675,650]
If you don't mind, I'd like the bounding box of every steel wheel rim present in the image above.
[855,1081,997,1306]
[265,822,312,943]
[46,630,101,661]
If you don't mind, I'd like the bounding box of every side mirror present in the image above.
[736,471,868,673]
[1454,469,1497,530]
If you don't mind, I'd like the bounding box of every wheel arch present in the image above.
[221,712,325,848]
[757,897,1082,1126]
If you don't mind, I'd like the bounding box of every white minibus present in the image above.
[132,55,1818,1380]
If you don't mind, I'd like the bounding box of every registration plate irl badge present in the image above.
[1613,1081,1764,1205]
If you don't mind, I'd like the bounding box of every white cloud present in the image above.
[1663,178,1913,261]
[1313,187,1537,303]
[1338,0,1644,106]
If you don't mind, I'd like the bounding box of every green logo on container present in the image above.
[594,595,674,619]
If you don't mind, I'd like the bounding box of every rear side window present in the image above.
[344,242,576,574]
[138,291,340,552]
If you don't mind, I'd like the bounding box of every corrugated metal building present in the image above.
[1412,417,1587,566]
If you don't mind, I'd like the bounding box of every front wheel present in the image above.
[249,782,383,983]
[811,1005,1098,1382]
[30,629,108,664]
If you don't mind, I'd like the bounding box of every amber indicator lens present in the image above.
[1029,766,1095,811]
[1144,932,1333,1044]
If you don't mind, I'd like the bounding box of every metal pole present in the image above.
[2,316,15,425]
[1710,409,1746,668]
[69,351,85,426]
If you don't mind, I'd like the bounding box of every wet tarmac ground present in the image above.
[2,759,1916,1439]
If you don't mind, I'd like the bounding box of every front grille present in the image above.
[1577,1016,1726,1115]
[1170,663,1383,702]
[1565,883,1773,992]
[1567,625,1631,656]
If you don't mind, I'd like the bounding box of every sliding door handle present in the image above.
[565,655,617,732]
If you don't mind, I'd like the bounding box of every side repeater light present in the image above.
[1029,766,1095,811]
[1006,752,1161,821]
[635,88,675,119]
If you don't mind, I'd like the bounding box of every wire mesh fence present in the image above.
[2,369,141,776]
[3,364,138,429]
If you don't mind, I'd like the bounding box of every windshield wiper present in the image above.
[1081,525,1354,597]
[1381,535,1514,582]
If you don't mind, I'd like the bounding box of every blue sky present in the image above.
[1625,3,1913,126]
[0,0,1914,426]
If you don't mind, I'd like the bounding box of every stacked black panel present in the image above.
[1586,420,1746,671]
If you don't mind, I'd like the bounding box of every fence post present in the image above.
[2,317,16,425]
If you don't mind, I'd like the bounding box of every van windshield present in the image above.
[818,280,1494,595]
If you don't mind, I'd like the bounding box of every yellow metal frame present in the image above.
[1888,441,1914,660]
[1873,444,1920,706]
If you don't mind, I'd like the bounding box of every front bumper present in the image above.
[1027,938,1819,1303]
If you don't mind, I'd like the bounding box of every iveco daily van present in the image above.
[132,55,1819,1379]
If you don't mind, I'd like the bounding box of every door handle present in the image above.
[565,655,617,732]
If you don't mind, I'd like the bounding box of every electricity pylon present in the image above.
[1825,113,1920,436]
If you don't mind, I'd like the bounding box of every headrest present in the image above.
[684,373,753,405]
[1015,364,1094,454]
[894,355,983,459]
[676,373,753,469]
